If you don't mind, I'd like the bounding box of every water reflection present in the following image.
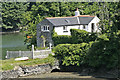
[1,33,28,59]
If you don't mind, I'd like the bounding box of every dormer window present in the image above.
[42,25,49,31]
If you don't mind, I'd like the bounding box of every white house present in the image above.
[37,8,100,47]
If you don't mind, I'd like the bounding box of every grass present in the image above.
[0,55,55,71]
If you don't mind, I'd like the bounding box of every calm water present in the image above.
[0,33,28,59]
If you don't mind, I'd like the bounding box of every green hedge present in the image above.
[53,43,92,66]
[52,29,98,46]
[52,35,72,46]
[70,29,98,43]
[86,40,119,68]
[52,30,72,46]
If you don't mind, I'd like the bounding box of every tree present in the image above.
[2,2,29,29]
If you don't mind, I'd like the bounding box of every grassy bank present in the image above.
[0,55,55,71]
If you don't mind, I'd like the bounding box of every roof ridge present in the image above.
[46,15,95,19]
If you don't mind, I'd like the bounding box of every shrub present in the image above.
[52,29,72,46]
[52,29,98,46]
[53,43,91,66]
[70,29,89,43]
[52,35,72,46]
[70,29,98,43]
[86,39,119,69]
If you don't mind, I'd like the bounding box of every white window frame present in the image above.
[41,25,49,32]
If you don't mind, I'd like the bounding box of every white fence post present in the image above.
[19,50,21,57]
[32,45,34,59]
[5,51,8,59]
[49,42,52,50]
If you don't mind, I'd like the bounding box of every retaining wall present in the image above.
[1,60,59,78]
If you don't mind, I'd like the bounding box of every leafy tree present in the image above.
[2,2,29,29]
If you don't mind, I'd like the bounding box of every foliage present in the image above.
[70,29,98,43]
[24,22,37,49]
[0,55,55,71]
[2,2,29,29]
[36,47,48,50]
[86,38,119,68]
[52,35,72,46]
[52,29,97,46]
[53,43,91,66]
[52,29,72,46]
[2,2,120,69]
[85,2,120,69]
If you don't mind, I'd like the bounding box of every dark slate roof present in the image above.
[79,17,94,25]
[46,15,95,26]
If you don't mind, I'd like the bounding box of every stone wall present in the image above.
[1,60,59,78]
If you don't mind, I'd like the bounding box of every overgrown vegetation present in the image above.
[1,2,120,69]
[52,30,72,46]
[2,2,119,49]
[53,43,93,66]
[86,40,119,69]
[0,55,55,71]
[52,29,97,46]
[70,29,98,43]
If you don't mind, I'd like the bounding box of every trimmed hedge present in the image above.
[53,43,92,66]
[52,35,72,46]
[52,30,72,46]
[70,29,98,43]
[52,29,98,46]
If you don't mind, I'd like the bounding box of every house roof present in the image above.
[45,15,95,26]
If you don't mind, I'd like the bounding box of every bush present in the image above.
[52,29,98,46]
[52,29,72,46]
[86,39,119,69]
[53,43,91,66]
[52,35,72,46]
[70,29,98,43]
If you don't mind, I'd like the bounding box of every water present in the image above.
[0,33,28,60]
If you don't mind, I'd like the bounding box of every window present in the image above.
[42,25,49,31]
[63,26,68,32]
[83,25,86,29]
[91,23,95,32]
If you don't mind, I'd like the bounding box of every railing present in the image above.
[6,45,54,59]
[6,50,53,59]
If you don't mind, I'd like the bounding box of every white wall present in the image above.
[55,25,80,35]
[88,16,100,32]
[54,16,100,35]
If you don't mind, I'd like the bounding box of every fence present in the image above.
[6,50,53,59]
[5,45,54,59]
[6,51,33,59]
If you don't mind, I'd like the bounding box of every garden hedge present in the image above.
[53,43,92,66]
[52,29,98,46]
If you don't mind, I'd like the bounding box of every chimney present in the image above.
[75,8,80,16]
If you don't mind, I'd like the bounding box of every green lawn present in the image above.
[0,55,55,71]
